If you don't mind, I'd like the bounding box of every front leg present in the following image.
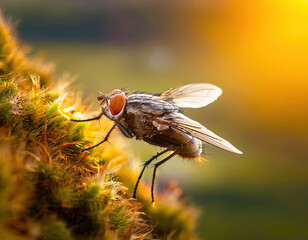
[70,112,104,122]
[81,123,116,152]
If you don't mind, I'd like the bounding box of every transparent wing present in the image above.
[161,113,242,154]
[160,83,223,108]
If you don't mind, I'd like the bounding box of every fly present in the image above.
[71,83,242,203]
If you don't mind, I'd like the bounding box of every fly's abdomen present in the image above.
[166,128,202,159]
[178,136,202,159]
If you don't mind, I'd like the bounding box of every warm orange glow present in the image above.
[192,0,308,138]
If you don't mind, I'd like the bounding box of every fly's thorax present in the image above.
[99,89,127,121]
[126,93,178,115]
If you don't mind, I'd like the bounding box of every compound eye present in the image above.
[109,94,125,115]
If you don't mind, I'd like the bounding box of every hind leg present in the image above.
[133,135,183,202]
[150,146,182,203]
[132,145,173,199]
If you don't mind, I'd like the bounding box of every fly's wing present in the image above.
[160,113,242,154]
[160,83,222,108]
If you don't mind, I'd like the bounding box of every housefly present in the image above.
[71,83,242,203]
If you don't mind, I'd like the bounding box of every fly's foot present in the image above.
[81,147,90,152]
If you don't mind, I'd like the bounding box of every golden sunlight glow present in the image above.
[194,0,308,136]
[58,108,71,120]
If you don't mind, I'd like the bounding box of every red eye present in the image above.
[110,94,125,115]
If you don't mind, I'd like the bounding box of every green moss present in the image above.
[0,101,11,125]
[39,220,72,240]
[0,82,17,100]
[45,103,59,119]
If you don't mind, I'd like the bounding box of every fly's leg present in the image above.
[132,136,174,199]
[151,145,182,203]
[81,123,116,152]
[132,146,173,199]
[116,122,133,138]
[70,112,104,122]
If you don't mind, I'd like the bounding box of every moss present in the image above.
[0,101,11,124]
[39,219,73,240]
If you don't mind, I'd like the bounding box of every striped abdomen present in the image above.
[166,128,202,159]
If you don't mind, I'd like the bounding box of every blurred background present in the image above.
[1,0,307,239]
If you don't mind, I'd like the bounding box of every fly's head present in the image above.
[98,89,126,121]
